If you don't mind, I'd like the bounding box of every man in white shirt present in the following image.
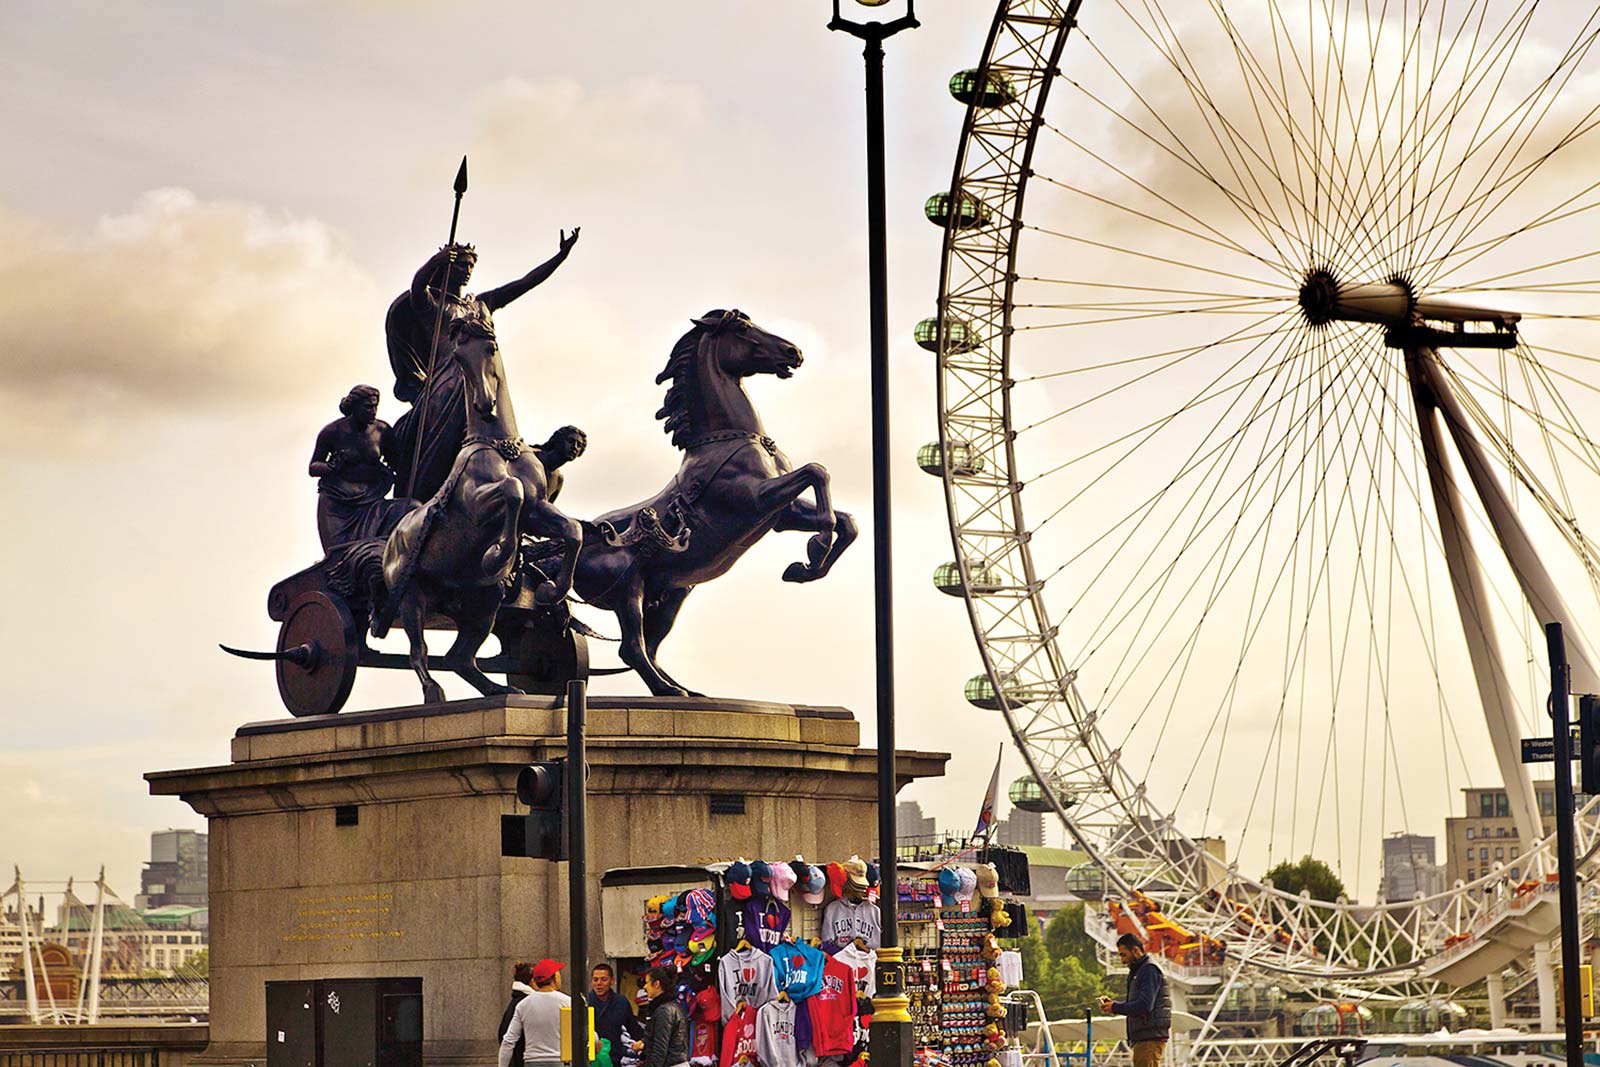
[500,958,572,1067]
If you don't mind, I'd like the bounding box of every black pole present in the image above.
[1547,622,1584,1067]
[567,678,589,1067]
[863,25,896,960]
[827,6,917,1067]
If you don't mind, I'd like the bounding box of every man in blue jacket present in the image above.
[1098,933,1171,1067]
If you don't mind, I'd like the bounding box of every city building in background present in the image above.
[1444,784,1557,886]
[993,809,1044,848]
[896,799,937,842]
[136,829,208,910]
[1380,833,1445,902]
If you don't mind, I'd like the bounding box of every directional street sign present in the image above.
[1522,731,1580,763]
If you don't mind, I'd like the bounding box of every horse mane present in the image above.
[655,310,739,449]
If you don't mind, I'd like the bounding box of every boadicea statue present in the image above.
[223,158,854,714]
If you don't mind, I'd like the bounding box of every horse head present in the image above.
[692,308,803,380]
[655,310,801,447]
[450,317,512,431]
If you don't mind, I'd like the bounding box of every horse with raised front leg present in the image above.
[377,316,582,703]
[552,309,856,696]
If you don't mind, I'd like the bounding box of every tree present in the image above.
[1004,904,1114,1022]
[175,948,208,978]
[1264,855,1346,902]
[1263,855,1347,955]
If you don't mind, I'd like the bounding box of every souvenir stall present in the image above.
[599,855,1029,1067]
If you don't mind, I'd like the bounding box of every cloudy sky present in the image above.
[5,0,1598,908]
[0,0,1047,901]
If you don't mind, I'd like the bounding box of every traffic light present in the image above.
[1580,696,1600,796]
[502,760,567,860]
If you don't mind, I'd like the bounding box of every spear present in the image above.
[404,155,469,500]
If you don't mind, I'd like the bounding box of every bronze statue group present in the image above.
[304,227,857,704]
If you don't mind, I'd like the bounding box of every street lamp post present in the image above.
[827,3,917,1067]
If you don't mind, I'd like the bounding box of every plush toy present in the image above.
[985,969,1005,996]
[988,904,1011,931]
[986,995,1007,1019]
[981,934,1003,961]
[986,1057,1003,1067]
[985,1024,1006,1049]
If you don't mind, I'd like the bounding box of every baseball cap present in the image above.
[865,861,880,888]
[727,859,753,900]
[955,866,978,902]
[750,860,773,899]
[770,861,797,902]
[686,888,716,934]
[937,867,961,906]
[843,856,870,892]
[798,862,826,905]
[531,959,566,984]
[827,862,848,900]
[977,864,1000,899]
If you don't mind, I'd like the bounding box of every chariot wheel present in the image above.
[929,0,1600,994]
[496,610,590,695]
[275,590,360,717]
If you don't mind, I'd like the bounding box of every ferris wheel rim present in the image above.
[929,0,1600,986]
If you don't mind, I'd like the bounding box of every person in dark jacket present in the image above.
[498,962,535,1067]
[588,962,636,1053]
[1098,933,1171,1067]
[631,965,689,1067]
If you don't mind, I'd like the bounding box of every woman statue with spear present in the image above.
[386,157,581,502]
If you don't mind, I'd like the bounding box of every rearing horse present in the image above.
[552,309,857,695]
[378,316,582,703]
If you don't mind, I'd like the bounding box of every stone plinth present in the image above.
[146,695,947,1067]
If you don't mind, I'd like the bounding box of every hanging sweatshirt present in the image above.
[997,949,1024,989]
[819,899,880,950]
[755,999,801,1067]
[805,956,857,1058]
[719,946,778,1021]
[721,1003,759,1067]
[742,899,792,953]
[690,986,721,1067]
[770,940,828,1001]
[831,943,876,999]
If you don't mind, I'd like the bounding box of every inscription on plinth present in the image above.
[281,890,405,950]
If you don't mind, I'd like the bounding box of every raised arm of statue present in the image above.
[478,228,580,312]
[410,247,454,310]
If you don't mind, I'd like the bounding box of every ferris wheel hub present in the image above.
[1299,268,1520,342]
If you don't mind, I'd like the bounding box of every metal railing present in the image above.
[0,1050,162,1066]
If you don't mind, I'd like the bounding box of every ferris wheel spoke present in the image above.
[1190,0,1321,259]
[1352,0,1534,280]
[1030,323,1321,574]
[1102,3,1339,267]
[1384,0,1544,271]
[1067,29,1314,259]
[1083,323,1327,741]
[1031,132,1299,276]
[1415,178,1600,286]
[1410,19,1600,281]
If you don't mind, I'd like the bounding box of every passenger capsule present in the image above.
[917,441,986,477]
[925,191,992,230]
[949,68,1019,108]
[914,316,980,354]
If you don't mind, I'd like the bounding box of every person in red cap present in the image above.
[499,958,571,1067]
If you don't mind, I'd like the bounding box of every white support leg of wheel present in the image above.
[1407,347,1545,847]
[1414,349,1600,691]
[1536,941,1558,1031]
[1487,969,1507,1029]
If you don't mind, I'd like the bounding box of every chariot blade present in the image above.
[219,642,317,667]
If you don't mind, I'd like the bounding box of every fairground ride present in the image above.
[924,0,1600,1034]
